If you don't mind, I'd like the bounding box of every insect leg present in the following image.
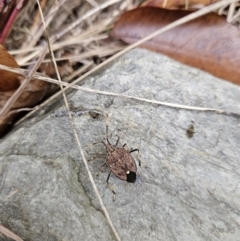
[107,183,116,201]
[96,162,107,176]
[115,134,120,146]
[106,170,116,201]
[101,140,107,149]
[122,143,130,152]
[106,170,112,183]
[105,111,112,145]
[129,148,142,167]
[129,148,139,153]
[123,144,137,152]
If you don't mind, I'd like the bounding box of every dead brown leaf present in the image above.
[0,44,49,137]
[112,7,240,85]
[0,44,20,91]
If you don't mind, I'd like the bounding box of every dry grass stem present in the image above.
[9,18,113,56]
[20,46,125,66]
[36,1,122,240]
[51,0,122,42]
[218,1,240,24]
[0,224,23,241]
[20,0,69,50]
[0,64,239,119]
[15,0,122,65]
[16,0,238,122]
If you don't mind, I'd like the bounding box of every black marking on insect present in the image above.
[101,136,139,183]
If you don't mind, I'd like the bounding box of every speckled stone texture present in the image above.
[0,49,240,241]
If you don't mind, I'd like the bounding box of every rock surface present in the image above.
[0,49,240,241]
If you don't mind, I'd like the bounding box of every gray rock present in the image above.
[1,49,240,241]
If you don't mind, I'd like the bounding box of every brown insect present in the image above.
[97,112,140,183]
[102,136,139,183]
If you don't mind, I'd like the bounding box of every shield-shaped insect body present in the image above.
[104,142,137,182]
[96,111,139,183]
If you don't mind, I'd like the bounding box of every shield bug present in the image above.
[102,136,139,183]
[97,112,140,184]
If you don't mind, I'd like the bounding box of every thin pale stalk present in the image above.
[0,224,23,241]
[0,64,239,118]
[36,1,121,240]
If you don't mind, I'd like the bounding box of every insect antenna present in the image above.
[115,134,120,146]
[105,111,110,144]
[106,171,112,183]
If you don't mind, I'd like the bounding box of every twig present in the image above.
[19,46,124,66]
[19,0,68,51]
[0,224,23,241]
[36,1,121,240]
[0,64,239,119]
[51,0,121,42]
[17,0,121,66]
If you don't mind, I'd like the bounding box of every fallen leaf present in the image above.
[112,7,240,85]
[0,44,49,137]
[0,44,20,91]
